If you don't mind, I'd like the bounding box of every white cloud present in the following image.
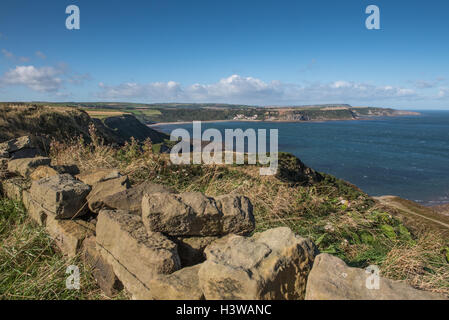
[2,48,29,63]
[0,65,64,92]
[35,51,46,59]
[438,88,449,99]
[96,75,418,105]
[1,49,13,59]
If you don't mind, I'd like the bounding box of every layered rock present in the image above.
[86,175,130,213]
[76,169,122,186]
[305,253,446,300]
[148,264,204,300]
[142,192,255,237]
[28,174,91,219]
[101,180,173,215]
[198,227,318,300]
[96,209,181,299]
[29,166,59,181]
[82,237,123,297]
[7,157,51,177]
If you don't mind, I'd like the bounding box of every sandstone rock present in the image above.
[96,209,181,299]
[87,176,130,213]
[0,136,37,154]
[173,236,219,267]
[148,264,204,300]
[305,253,446,300]
[46,216,95,258]
[101,181,174,215]
[30,166,58,181]
[199,227,318,300]
[29,174,91,219]
[7,157,51,177]
[142,192,255,236]
[0,177,30,201]
[82,237,123,297]
[76,169,122,186]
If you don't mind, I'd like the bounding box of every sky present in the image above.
[0,0,448,109]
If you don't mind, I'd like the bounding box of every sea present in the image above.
[152,111,449,206]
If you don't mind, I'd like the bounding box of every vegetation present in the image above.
[47,128,449,297]
[0,198,128,299]
[0,102,406,125]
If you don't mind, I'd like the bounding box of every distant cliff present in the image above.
[0,104,169,145]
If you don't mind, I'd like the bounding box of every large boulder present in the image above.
[148,264,204,300]
[82,237,123,297]
[101,181,173,215]
[28,174,91,219]
[76,169,122,186]
[96,209,181,299]
[198,227,318,300]
[142,192,255,237]
[86,175,130,213]
[305,253,446,300]
[7,157,51,177]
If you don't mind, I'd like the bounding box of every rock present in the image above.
[0,177,30,201]
[52,164,80,175]
[101,181,174,215]
[96,209,181,299]
[0,150,9,158]
[148,264,204,300]
[10,148,44,159]
[29,166,59,181]
[45,215,95,258]
[29,174,91,219]
[198,227,318,300]
[305,253,446,300]
[76,169,122,186]
[0,136,37,154]
[82,237,123,297]
[173,236,219,267]
[7,157,51,177]
[87,176,130,213]
[142,192,255,236]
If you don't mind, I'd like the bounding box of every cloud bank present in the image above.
[96,75,419,105]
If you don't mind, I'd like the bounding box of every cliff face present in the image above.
[0,104,168,145]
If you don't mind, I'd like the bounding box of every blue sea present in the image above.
[152,111,449,205]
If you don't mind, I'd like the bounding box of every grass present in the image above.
[48,128,449,297]
[0,198,127,300]
[2,123,449,298]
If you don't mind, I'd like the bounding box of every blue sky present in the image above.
[0,0,448,109]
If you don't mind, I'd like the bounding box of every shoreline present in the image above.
[148,114,421,127]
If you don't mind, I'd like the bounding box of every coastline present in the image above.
[148,114,420,127]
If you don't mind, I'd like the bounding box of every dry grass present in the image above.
[44,128,449,297]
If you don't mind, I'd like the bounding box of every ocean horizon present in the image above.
[153,110,449,206]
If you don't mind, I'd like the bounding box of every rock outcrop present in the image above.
[305,253,446,300]
[198,227,318,300]
[142,192,255,236]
